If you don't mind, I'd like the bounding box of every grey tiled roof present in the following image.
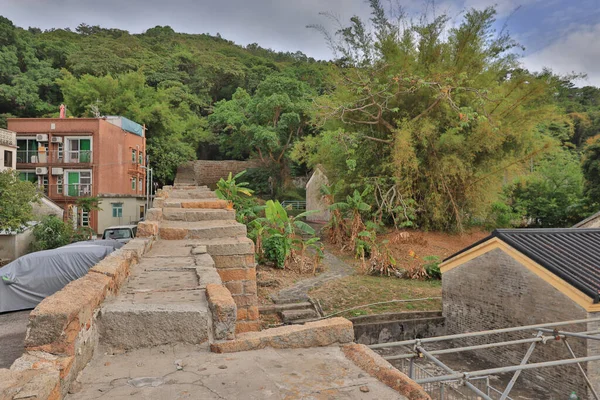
[446,229,600,302]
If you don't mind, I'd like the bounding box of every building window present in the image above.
[139,205,145,220]
[112,203,123,218]
[139,178,143,192]
[131,149,136,163]
[40,175,48,195]
[66,138,91,163]
[131,177,136,191]
[138,153,143,165]
[66,170,92,197]
[16,139,38,163]
[57,142,63,161]
[4,150,12,167]
[81,211,89,227]
[57,176,63,194]
[19,171,37,183]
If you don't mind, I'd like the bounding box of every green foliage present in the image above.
[504,149,588,227]
[31,215,72,251]
[298,4,566,232]
[582,137,600,204]
[0,170,39,232]
[485,201,523,230]
[423,256,441,280]
[214,170,259,223]
[75,196,102,212]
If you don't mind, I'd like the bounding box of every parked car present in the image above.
[101,225,138,243]
[0,241,121,313]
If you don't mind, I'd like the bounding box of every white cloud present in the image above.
[521,23,600,87]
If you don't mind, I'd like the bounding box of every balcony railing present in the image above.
[0,129,16,147]
[16,150,93,164]
[49,184,92,198]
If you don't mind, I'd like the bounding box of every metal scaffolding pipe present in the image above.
[499,332,542,400]
[563,339,600,400]
[417,346,493,400]
[370,317,600,349]
[415,355,600,384]
[383,329,600,361]
[535,328,600,341]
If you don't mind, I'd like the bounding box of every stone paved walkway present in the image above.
[66,344,404,400]
[271,251,355,304]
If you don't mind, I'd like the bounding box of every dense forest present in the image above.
[1,1,599,231]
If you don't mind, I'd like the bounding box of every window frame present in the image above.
[112,203,123,218]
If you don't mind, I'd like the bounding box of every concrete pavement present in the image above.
[66,344,405,399]
[0,310,30,369]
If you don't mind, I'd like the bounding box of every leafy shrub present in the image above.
[423,255,441,280]
[263,235,287,269]
[485,201,523,230]
[32,216,73,251]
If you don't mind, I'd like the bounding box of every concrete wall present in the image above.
[187,160,263,189]
[32,197,64,220]
[443,248,592,398]
[0,227,34,263]
[305,167,330,223]
[97,196,146,234]
[351,311,445,345]
[0,144,17,172]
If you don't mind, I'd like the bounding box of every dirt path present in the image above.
[271,250,355,304]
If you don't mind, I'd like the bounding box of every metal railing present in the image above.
[49,184,92,198]
[394,357,510,400]
[0,129,16,147]
[281,200,306,210]
[16,150,93,164]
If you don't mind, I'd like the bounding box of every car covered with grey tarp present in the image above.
[0,240,122,313]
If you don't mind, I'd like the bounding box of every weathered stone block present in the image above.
[232,294,258,307]
[234,321,262,334]
[342,344,430,400]
[212,254,256,269]
[25,274,111,356]
[224,281,243,295]
[217,267,256,282]
[159,227,188,240]
[145,208,163,221]
[137,221,158,238]
[206,284,237,340]
[211,317,354,353]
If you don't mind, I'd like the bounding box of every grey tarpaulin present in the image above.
[0,241,118,313]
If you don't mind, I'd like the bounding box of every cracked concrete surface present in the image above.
[66,345,406,399]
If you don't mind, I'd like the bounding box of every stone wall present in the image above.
[1,237,154,399]
[0,227,34,263]
[186,160,263,188]
[351,311,445,345]
[305,166,330,223]
[443,248,591,398]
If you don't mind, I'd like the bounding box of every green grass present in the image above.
[310,275,442,318]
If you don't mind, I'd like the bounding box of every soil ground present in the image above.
[257,229,487,319]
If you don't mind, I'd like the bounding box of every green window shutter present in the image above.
[68,172,79,196]
[80,139,91,163]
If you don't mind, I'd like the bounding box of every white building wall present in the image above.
[97,197,146,234]
[0,128,17,172]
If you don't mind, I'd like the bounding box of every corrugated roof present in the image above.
[445,229,600,302]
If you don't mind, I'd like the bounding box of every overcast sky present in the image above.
[3,0,600,86]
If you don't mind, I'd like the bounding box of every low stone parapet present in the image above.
[210,317,354,353]
[342,343,431,400]
[206,284,237,340]
[1,237,154,399]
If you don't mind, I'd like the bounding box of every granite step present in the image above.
[281,308,319,324]
[163,208,235,222]
[159,220,247,240]
[166,191,218,199]
[163,199,229,209]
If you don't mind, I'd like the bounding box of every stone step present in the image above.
[281,308,319,323]
[159,220,247,240]
[163,199,229,209]
[167,191,217,199]
[259,302,313,315]
[99,294,209,350]
[192,236,255,256]
[163,208,235,222]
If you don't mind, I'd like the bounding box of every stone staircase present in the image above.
[98,183,259,351]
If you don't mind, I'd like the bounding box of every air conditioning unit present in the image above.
[35,167,48,175]
[36,134,48,142]
[50,136,62,143]
[51,167,63,176]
